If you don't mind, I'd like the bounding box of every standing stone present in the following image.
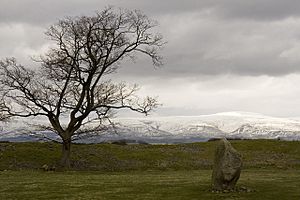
[212,138,242,191]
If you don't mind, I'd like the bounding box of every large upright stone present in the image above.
[212,138,242,191]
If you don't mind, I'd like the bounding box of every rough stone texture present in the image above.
[212,138,242,191]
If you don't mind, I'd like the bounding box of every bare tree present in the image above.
[0,7,164,168]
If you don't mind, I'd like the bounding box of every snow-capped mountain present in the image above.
[110,112,300,142]
[1,112,300,143]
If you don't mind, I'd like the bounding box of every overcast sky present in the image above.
[2,0,300,117]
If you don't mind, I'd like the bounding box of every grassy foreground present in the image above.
[0,169,299,200]
[0,139,299,199]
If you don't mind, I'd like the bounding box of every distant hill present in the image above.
[1,112,300,143]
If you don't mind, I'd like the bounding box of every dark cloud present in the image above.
[116,12,300,78]
[2,0,300,25]
[214,0,300,21]
[3,0,300,117]
[2,0,300,77]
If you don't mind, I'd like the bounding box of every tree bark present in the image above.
[60,139,71,168]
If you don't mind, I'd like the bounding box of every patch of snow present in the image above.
[1,112,300,142]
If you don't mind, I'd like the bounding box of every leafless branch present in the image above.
[0,7,165,167]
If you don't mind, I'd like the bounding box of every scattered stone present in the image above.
[211,186,255,194]
[240,186,247,191]
[212,138,242,191]
[42,164,49,171]
[41,164,56,171]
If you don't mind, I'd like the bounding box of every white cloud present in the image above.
[0,23,47,64]
[133,74,300,117]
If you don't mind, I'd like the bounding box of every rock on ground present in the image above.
[211,138,242,191]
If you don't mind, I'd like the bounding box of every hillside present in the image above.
[0,139,299,171]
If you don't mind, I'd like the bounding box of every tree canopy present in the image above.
[0,7,165,167]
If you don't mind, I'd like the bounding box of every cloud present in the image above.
[213,0,300,21]
[0,23,48,64]
[133,74,300,117]
[2,1,300,78]
[114,13,300,78]
[2,0,300,117]
[2,0,300,25]
[1,0,300,28]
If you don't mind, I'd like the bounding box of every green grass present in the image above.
[0,169,299,200]
[0,139,299,171]
[0,140,299,199]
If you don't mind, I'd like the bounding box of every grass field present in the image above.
[0,139,299,199]
[0,139,299,171]
[0,169,299,200]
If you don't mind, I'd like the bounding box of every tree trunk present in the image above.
[60,139,71,168]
